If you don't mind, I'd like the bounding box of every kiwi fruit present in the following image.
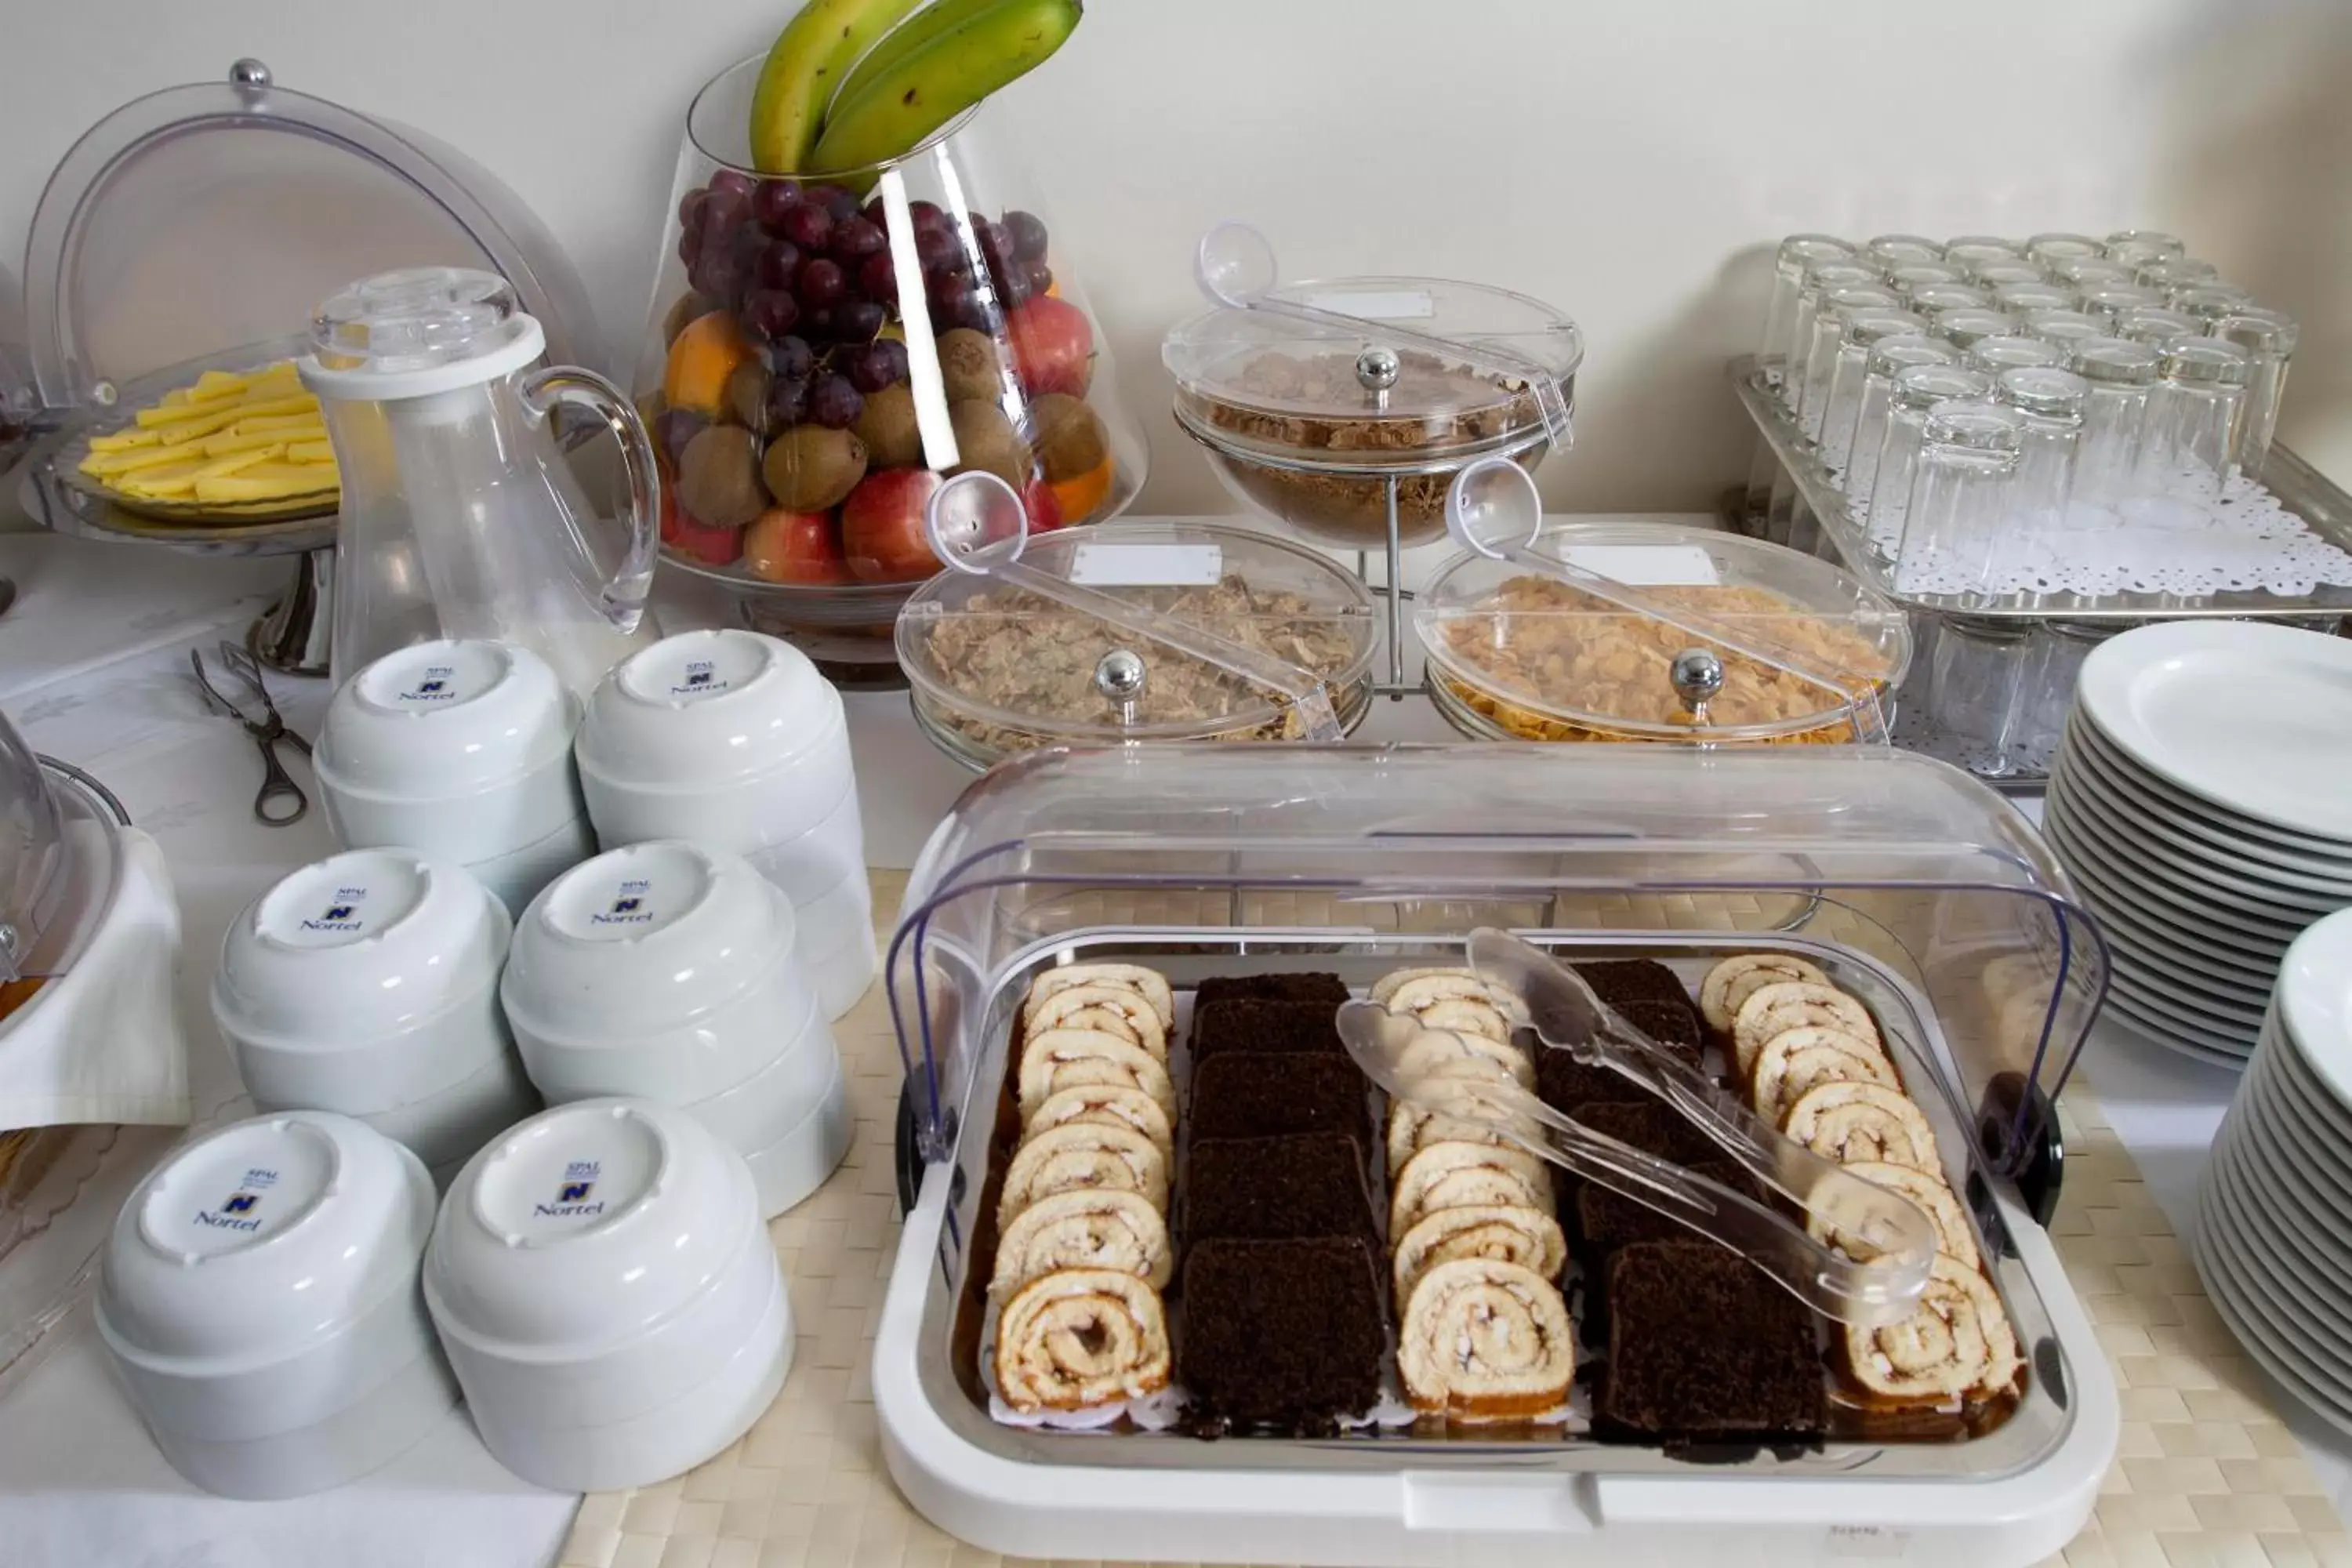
[662,292,713,347]
[854,383,923,467]
[727,361,772,434]
[937,328,1005,403]
[762,424,869,512]
[677,426,768,528]
[1027,393,1108,483]
[947,400,1029,490]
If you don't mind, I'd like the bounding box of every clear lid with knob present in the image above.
[895,474,1377,768]
[1416,461,1911,745]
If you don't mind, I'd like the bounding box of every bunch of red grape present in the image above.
[676,172,1052,438]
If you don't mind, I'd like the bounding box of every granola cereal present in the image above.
[912,575,1370,762]
[1431,575,1894,744]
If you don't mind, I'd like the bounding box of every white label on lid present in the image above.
[1067,543,1224,588]
[1303,289,1436,321]
[1560,545,1722,588]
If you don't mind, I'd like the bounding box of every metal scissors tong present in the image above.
[191,641,311,826]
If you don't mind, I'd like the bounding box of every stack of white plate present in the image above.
[2190,910,2352,1434]
[2040,620,2352,1067]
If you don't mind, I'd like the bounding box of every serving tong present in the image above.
[924,470,1345,741]
[1336,927,1937,1326]
[1443,456,1893,742]
[190,640,310,826]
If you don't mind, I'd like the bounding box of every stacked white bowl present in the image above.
[423,1098,791,1490]
[575,629,875,1019]
[212,849,539,1186]
[314,639,597,916]
[500,841,850,1217]
[96,1111,456,1498]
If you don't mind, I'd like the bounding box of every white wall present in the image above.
[6,0,2350,516]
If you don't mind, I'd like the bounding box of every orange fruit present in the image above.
[1048,456,1114,522]
[662,312,750,418]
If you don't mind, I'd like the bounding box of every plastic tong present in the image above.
[924,470,1345,741]
[1335,928,1937,1325]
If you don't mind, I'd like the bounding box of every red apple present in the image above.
[742,507,848,585]
[1007,296,1094,397]
[1022,476,1065,532]
[840,468,946,583]
[661,492,745,565]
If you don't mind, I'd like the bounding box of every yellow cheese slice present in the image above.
[154,395,318,446]
[185,369,252,404]
[231,409,325,434]
[193,444,285,480]
[202,426,307,458]
[82,443,209,477]
[87,428,162,453]
[194,461,338,504]
[285,439,336,464]
[114,459,212,497]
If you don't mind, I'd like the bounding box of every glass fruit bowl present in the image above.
[633,54,1149,684]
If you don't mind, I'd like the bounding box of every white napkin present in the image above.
[0,824,189,1130]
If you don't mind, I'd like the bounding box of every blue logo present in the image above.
[535,1160,605,1218]
[416,679,446,695]
[222,1192,260,1214]
[301,898,364,933]
[559,1180,593,1203]
[686,668,713,687]
[324,905,354,922]
[612,896,641,915]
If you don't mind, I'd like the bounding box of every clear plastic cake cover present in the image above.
[19,59,601,416]
[1417,463,1912,744]
[1163,234,1584,470]
[897,478,1377,764]
[0,710,121,988]
[885,744,2107,1192]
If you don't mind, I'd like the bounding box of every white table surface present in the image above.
[0,527,2344,1565]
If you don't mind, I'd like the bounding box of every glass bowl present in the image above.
[1163,275,1581,550]
[1416,521,1912,745]
[895,519,1378,770]
[633,55,1150,684]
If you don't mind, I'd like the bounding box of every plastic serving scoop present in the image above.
[923,470,1345,741]
[1193,221,1574,451]
[1335,946,1937,1327]
[1443,456,1892,743]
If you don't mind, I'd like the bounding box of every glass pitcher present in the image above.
[301,267,662,694]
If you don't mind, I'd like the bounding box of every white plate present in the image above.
[2229,1073,2352,1291]
[2042,796,2303,961]
[2107,959,2270,1030]
[2264,1034,2352,1161]
[2043,785,2328,937]
[2280,913,2352,1112]
[2191,1186,2352,1436]
[2065,711,2352,859]
[2043,856,2282,985]
[2202,1142,2352,1382]
[2101,985,2254,1065]
[2238,1062,2352,1235]
[2075,622,2352,841]
[2054,732,2352,894]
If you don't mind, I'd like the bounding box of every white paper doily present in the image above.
[1871,469,2352,599]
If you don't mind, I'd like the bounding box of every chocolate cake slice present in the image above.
[1575,959,1692,1013]
[1190,1052,1373,1153]
[1597,1240,1827,1445]
[1191,997,1345,1061]
[1613,998,1704,1060]
[1178,1236,1385,1428]
[1192,972,1352,1010]
[1185,1132,1374,1246]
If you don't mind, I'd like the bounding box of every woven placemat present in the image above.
[559,873,2348,1568]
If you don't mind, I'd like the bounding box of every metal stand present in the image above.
[1356,471,1425,701]
[246,545,334,677]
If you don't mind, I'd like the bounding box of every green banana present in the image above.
[826,0,1004,120]
[808,0,1081,174]
[750,0,927,174]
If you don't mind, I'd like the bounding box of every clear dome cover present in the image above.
[0,713,124,988]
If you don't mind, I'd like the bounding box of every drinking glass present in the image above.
[2137,339,2251,506]
[1780,259,1881,409]
[1864,365,1992,564]
[1965,336,2065,376]
[1993,366,2089,535]
[2136,256,2219,291]
[2170,281,2254,326]
[1759,235,1859,389]
[1798,286,1900,436]
[2115,307,2201,350]
[1993,281,2079,316]
[1967,260,2049,289]
[1932,307,2020,350]
[2020,310,2109,352]
[2049,256,2136,289]
[1842,335,1958,513]
[1886,263,1966,296]
[1944,237,2022,270]
[2080,283,2165,329]
[1905,282,1992,316]
[2026,234,2106,269]
[1817,309,1927,470]
[1932,615,2034,769]
[1867,234,1946,270]
[2064,336,2161,510]
[2103,230,2185,269]
[2211,307,2299,484]
[1896,401,2024,597]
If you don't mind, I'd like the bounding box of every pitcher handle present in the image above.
[517,365,662,633]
